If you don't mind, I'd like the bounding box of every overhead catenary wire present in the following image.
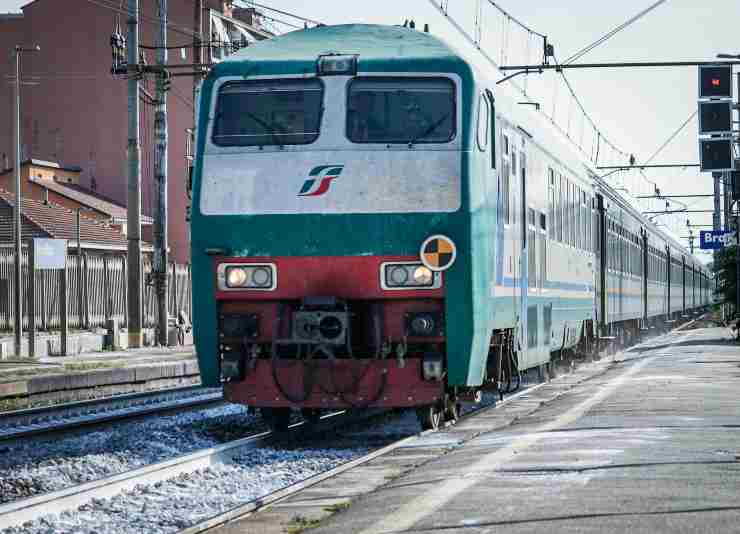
[234,0,324,27]
[429,0,633,167]
[645,110,698,164]
[483,0,546,38]
[563,0,669,65]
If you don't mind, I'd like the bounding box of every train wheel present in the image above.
[261,407,291,432]
[417,405,443,430]
[301,408,322,425]
[443,396,461,423]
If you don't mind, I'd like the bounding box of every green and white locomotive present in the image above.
[190,24,710,431]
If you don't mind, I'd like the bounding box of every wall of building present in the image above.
[0,0,232,262]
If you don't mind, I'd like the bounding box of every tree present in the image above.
[713,244,737,312]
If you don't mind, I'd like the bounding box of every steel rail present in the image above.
[178,314,711,533]
[177,385,541,534]
[0,386,223,442]
[0,410,358,530]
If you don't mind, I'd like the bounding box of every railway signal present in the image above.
[699,100,732,135]
[700,138,734,172]
[699,64,733,99]
[698,64,734,172]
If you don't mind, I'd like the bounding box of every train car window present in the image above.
[347,77,455,144]
[212,79,323,146]
[575,186,582,250]
[557,175,564,243]
[476,94,489,152]
[502,158,511,225]
[548,169,555,241]
[566,183,571,247]
[539,216,547,291]
[569,182,575,247]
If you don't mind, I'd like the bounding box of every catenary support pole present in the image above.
[77,208,83,330]
[13,47,22,358]
[154,0,169,346]
[127,0,143,348]
[713,171,721,267]
[736,72,740,325]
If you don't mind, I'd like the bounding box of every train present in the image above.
[190,23,711,431]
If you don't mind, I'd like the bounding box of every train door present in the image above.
[596,195,607,336]
[518,140,530,366]
[682,256,686,316]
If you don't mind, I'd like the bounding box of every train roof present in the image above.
[207,23,708,273]
[212,23,469,77]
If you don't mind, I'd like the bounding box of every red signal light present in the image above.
[712,78,721,87]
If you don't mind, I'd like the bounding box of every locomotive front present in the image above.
[191,25,477,430]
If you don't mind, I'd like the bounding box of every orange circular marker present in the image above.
[420,235,457,272]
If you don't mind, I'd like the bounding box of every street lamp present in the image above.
[12,44,39,358]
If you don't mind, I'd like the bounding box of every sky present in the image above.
[1,0,738,261]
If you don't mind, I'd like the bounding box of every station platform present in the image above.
[0,346,199,410]
[226,324,740,534]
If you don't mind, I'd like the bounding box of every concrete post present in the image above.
[13,48,22,358]
[154,0,169,346]
[127,0,143,347]
[27,240,35,358]
[60,251,68,356]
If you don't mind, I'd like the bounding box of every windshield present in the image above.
[347,78,456,144]
[212,79,323,146]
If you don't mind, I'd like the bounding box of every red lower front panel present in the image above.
[225,358,443,409]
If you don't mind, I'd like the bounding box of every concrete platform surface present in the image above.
[0,346,198,409]
[221,326,740,534]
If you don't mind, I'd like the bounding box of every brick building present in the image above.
[0,159,153,235]
[0,1,269,262]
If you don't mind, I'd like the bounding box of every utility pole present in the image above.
[13,44,39,358]
[713,171,721,267]
[154,0,169,345]
[735,71,740,324]
[723,171,731,229]
[126,0,143,348]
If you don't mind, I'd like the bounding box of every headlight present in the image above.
[413,266,433,285]
[389,265,409,285]
[381,262,441,290]
[226,267,249,288]
[218,263,277,291]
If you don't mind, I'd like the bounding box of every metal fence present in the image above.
[0,245,192,332]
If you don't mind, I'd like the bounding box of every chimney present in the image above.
[43,188,49,205]
[221,0,234,18]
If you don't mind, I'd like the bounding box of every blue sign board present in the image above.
[699,230,737,250]
[32,238,67,269]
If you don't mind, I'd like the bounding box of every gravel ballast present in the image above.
[0,404,256,504]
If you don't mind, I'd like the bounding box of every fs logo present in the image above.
[298,165,344,197]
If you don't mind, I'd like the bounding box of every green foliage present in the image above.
[713,245,738,307]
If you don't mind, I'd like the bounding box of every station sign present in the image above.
[699,230,737,250]
[32,238,67,269]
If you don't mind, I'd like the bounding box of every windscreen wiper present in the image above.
[408,112,451,146]
[242,111,286,146]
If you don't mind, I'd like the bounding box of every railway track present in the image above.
[0,408,374,532]
[0,386,224,442]
[0,318,699,533]
[0,379,534,533]
[176,385,539,534]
